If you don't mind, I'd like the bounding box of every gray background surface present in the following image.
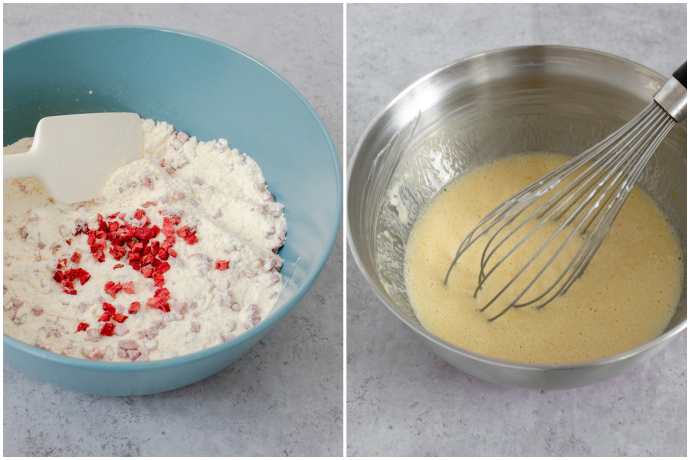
[347,3,687,457]
[4,3,343,457]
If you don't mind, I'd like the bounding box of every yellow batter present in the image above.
[405,152,683,363]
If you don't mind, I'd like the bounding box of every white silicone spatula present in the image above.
[3,113,143,204]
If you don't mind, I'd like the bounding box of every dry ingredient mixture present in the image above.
[3,119,286,362]
[405,152,683,364]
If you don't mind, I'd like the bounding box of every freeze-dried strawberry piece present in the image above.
[109,245,127,260]
[142,253,154,266]
[142,201,157,208]
[98,312,113,322]
[75,322,89,333]
[146,297,170,312]
[71,252,82,264]
[78,271,91,285]
[100,322,115,336]
[157,248,169,261]
[215,261,230,271]
[176,226,189,238]
[129,260,142,271]
[152,273,165,287]
[141,267,154,278]
[168,249,177,258]
[65,239,72,245]
[60,279,74,289]
[122,281,135,294]
[134,227,156,240]
[53,271,64,283]
[102,303,116,315]
[113,264,124,269]
[161,218,176,234]
[128,302,141,314]
[112,314,128,323]
[154,288,170,300]
[104,281,123,298]
[157,262,170,274]
[184,232,198,245]
[134,209,146,220]
[107,212,120,220]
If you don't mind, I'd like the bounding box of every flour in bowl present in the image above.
[3,119,286,361]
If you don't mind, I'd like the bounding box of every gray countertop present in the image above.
[3,4,343,457]
[346,3,686,457]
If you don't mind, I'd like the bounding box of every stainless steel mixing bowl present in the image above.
[348,46,687,391]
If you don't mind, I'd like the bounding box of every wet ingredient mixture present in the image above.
[405,152,683,363]
[4,119,286,362]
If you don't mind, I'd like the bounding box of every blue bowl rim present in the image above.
[3,25,343,372]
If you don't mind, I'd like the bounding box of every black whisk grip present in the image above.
[673,62,687,88]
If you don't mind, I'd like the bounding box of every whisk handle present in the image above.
[672,62,687,88]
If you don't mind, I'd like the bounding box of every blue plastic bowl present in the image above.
[3,26,342,395]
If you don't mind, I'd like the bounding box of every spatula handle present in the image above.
[3,150,40,181]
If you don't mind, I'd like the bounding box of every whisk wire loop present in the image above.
[445,100,679,322]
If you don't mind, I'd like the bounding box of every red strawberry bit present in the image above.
[112,314,128,323]
[184,232,198,245]
[215,260,230,271]
[129,260,142,271]
[176,226,189,238]
[134,209,146,220]
[75,322,89,333]
[141,267,153,278]
[142,201,157,208]
[107,212,120,220]
[128,302,141,314]
[104,281,123,298]
[146,297,170,312]
[109,245,127,260]
[152,272,165,287]
[113,264,124,269]
[70,252,82,263]
[79,271,91,285]
[100,322,115,336]
[98,312,113,322]
[157,262,170,274]
[103,303,116,315]
[168,249,177,258]
[142,253,154,266]
[122,281,135,294]
[65,239,72,245]
[154,288,170,300]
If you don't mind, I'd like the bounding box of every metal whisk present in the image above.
[445,62,687,321]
